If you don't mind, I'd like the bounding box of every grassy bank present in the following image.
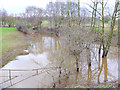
[70,80,118,88]
[0,27,30,67]
[94,27,118,36]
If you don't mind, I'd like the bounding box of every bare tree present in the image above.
[98,0,119,83]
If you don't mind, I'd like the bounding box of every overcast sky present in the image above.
[0,0,116,15]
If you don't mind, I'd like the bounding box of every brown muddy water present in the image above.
[0,35,118,88]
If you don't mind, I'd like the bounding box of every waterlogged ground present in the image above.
[0,35,118,88]
[1,27,29,67]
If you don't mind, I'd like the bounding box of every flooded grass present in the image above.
[0,27,30,67]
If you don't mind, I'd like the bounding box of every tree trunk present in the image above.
[75,72,79,84]
[76,56,79,72]
[78,0,80,26]
[97,57,104,84]
[88,63,92,84]
[103,56,107,82]
[87,49,92,83]
[98,45,101,69]
[93,1,98,31]
[90,2,95,30]
[67,1,71,27]
[59,67,61,84]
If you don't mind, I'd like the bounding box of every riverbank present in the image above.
[1,27,60,67]
[24,27,60,37]
[0,27,30,67]
[68,80,118,88]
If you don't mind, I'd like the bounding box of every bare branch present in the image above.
[86,3,102,16]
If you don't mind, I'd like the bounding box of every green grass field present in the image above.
[42,20,49,24]
[1,27,16,37]
[0,27,29,52]
[88,26,118,36]
[1,27,17,51]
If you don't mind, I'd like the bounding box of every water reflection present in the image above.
[0,35,118,88]
[0,35,61,88]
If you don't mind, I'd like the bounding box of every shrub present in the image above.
[16,21,28,34]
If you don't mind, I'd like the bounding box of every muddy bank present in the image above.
[18,27,60,37]
[1,31,30,68]
[2,44,29,68]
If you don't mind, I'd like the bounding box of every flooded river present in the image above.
[0,35,118,88]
